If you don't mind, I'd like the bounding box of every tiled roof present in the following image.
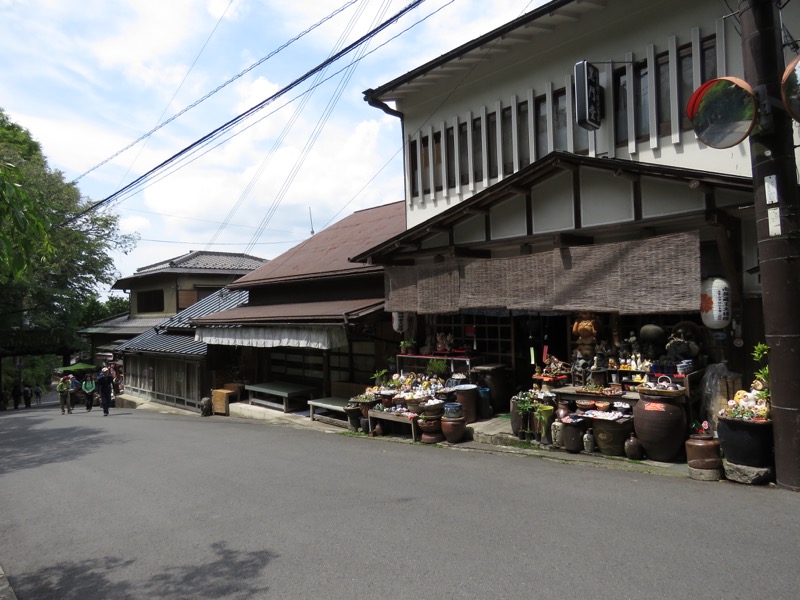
[137,251,267,274]
[192,298,385,325]
[229,201,404,288]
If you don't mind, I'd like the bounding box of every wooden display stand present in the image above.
[211,389,234,416]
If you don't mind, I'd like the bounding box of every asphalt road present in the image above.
[1,401,799,600]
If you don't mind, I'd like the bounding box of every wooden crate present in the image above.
[211,389,234,416]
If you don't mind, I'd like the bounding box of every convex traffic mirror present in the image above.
[782,55,800,124]
[686,77,757,149]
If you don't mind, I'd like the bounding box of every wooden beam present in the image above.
[553,233,593,248]
[450,247,492,259]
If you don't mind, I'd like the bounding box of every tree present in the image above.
[0,107,136,354]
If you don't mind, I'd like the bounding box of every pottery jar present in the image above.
[684,433,722,470]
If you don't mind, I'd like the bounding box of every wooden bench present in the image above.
[307,381,367,427]
[368,409,419,442]
[245,381,317,413]
[308,397,351,427]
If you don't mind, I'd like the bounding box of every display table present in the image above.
[368,409,419,441]
[554,385,639,404]
[245,381,317,413]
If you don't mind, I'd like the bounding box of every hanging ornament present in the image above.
[700,278,731,329]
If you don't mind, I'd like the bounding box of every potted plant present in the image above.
[399,339,416,355]
[510,390,535,440]
[426,358,448,379]
[716,343,774,474]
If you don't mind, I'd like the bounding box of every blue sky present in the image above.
[0,0,546,296]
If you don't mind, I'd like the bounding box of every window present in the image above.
[458,122,469,185]
[409,139,419,196]
[137,289,164,313]
[487,111,498,179]
[501,106,513,175]
[553,89,568,150]
[421,135,430,194]
[433,131,443,192]
[656,52,671,137]
[634,61,650,140]
[472,116,483,182]
[678,44,693,130]
[702,36,717,82]
[535,95,548,157]
[517,100,530,168]
[445,127,456,189]
[614,67,629,146]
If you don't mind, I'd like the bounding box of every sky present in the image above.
[0,0,548,298]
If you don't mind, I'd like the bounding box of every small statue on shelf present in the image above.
[572,312,600,358]
[436,332,454,354]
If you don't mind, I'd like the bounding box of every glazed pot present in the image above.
[685,433,722,470]
[556,400,571,421]
[624,432,644,460]
[343,405,362,432]
[633,397,687,462]
[444,402,463,419]
[417,415,442,433]
[716,417,774,468]
[593,418,633,457]
[454,384,480,424]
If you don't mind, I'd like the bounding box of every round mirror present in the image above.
[686,77,757,148]
[781,54,800,123]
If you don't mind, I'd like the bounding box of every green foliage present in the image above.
[0,107,137,356]
[425,358,447,377]
[399,339,416,349]
[751,342,770,399]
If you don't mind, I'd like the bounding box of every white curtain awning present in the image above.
[195,325,348,350]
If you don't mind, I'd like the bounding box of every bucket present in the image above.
[454,384,479,424]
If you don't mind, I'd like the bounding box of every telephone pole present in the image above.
[739,0,800,491]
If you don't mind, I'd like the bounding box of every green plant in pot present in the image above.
[399,339,416,355]
[716,343,774,473]
[510,390,535,440]
[371,369,388,387]
[426,358,448,379]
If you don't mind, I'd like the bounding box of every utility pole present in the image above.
[739,0,800,491]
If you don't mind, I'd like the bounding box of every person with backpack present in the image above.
[56,377,72,415]
[81,374,96,412]
[34,385,43,405]
[96,368,114,416]
[22,384,32,408]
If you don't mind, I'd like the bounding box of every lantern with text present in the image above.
[700,277,732,329]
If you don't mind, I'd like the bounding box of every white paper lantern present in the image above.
[700,278,731,329]
[392,311,407,333]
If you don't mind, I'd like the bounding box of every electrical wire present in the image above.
[61,0,426,227]
[70,0,360,184]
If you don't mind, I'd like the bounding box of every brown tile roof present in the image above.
[229,201,404,288]
[192,298,385,325]
[136,251,267,274]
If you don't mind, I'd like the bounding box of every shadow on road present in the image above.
[11,541,276,599]
[0,412,118,476]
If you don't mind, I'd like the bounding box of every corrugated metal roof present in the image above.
[80,316,166,335]
[118,288,250,356]
[229,201,404,288]
[119,330,207,356]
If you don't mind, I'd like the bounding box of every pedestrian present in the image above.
[56,376,72,415]
[69,375,80,410]
[96,367,114,416]
[81,374,96,412]
[11,383,21,410]
[34,384,43,405]
[22,384,32,408]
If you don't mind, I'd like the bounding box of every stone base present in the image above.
[687,466,722,481]
[722,459,774,485]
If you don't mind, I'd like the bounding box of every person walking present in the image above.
[96,367,114,416]
[69,375,80,410]
[22,384,32,408]
[56,376,72,415]
[34,385,43,405]
[11,383,22,410]
[81,374,96,412]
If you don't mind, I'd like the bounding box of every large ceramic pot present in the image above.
[417,414,442,433]
[633,396,687,462]
[592,417,634,456]
[562,419,586,453]
[343,405,362,432]
[716,417,774,468]
[454,384,479,424]
[685,434,722,469]
[441,416,467,443]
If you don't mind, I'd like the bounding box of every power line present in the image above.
[61,0,426,227]
[70,0,360,184]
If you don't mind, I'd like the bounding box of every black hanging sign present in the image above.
[575,60,602,131]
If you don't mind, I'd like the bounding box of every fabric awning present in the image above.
[191,297,385,350]
[195,325,348,350]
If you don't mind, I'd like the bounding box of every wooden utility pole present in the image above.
[740,0,800,491]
